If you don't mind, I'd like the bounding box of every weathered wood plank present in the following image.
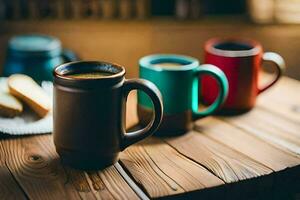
[0,76,298,200]
[122,78,300,199]
[119,137,224,199]
[0,137,27,200]
[0,135,81,200]
[0,135,139,200]
[221,108,300,155]
[194,117,300,171]
[194,117,300,198]
[165,131,272,183]
[257,76,300,122]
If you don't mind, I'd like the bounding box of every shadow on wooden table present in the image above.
[158,168,300,200]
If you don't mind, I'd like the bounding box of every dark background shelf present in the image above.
[1,18,299,80]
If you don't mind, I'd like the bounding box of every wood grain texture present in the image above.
[0,76,298,199]
[165,131,272,183]
[257,76,300,122]
[0,137,27,200]
[85,167,140,200]
[222,108,300,155]
[0,135,81,200]
[194,117,300,198]
[119,137,223,199]
[194,117,300,171]
[0,135,139,200]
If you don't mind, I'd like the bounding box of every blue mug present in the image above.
[4,34,79,82]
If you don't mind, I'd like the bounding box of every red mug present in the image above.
[201,38,286,112]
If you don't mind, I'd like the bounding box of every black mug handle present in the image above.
[62,49,80,62]
[121,79,163,150]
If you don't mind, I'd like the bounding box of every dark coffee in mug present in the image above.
[53,61,163,170]
[214,42,253,51]
[66,71,114,79]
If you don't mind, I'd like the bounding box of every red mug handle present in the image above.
[258,52,286,94]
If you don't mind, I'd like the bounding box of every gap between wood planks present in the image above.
[119,122,290,198]
[3,164,30,200]
[118,131,272,199]
[0,135,141,200]
[114,162,150,200]
[0,138,28,200]
[163,131,274,177]
[118,143,186,198]
[187,117,299,198]
[161,138,227,183]
[119,77,299,198]
[0,76,298,199]
[110,76,300,198]
[162,129,274,187]
[0,90,141,200]
[119,137,224,198]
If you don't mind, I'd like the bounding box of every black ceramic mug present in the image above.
[53,61,163,169]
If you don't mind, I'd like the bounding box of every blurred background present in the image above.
[0,0,299,80]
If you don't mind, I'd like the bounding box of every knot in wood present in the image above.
[292,105,300,113]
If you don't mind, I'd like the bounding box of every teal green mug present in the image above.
[4,34,79,82]
[138,54,228,135]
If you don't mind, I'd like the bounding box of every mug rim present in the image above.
[54,60,126,81]
[139,54,199,71]
[205,38,262,58]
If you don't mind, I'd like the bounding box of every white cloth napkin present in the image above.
[0,79,53,135]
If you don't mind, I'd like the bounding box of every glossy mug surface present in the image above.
[4,34,79,82]
[138,54,228,135]
[202,38,286,112]
[53,61,163,169]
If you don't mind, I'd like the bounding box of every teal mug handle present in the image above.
[192,64,228,118]
[62,49,80,62]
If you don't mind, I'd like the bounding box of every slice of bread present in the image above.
[8,74,51,117]
[0,91,23,118]
[0,78,23,117]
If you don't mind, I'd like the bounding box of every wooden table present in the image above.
[0,76,299,200]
